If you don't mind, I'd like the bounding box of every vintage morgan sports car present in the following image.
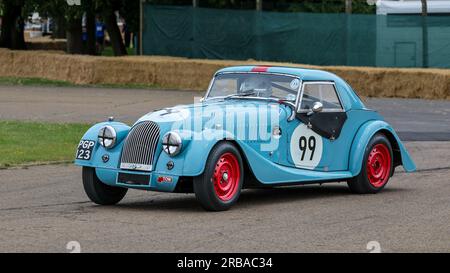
[75,65,416,211]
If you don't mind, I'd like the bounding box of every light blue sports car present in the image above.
[75,66,416,211]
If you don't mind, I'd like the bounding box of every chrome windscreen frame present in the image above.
[203,72,302,116]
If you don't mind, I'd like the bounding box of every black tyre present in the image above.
[82,167,127,205]
[347,133,393,194]
[193,142,244,211]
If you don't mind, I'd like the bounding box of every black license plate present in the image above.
[76,140,95,160]
[118,173,150,185]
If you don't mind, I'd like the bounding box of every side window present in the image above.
[299,83,342,111]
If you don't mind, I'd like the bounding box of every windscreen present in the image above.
[207,73,300,102]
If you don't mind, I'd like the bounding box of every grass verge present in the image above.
[0,76,161,90]
[101,46,135,57]
[0,121,91,168]
[0,77,75,87]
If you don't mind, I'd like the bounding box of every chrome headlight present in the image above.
[98,125,117,149]
[162,131,182,156]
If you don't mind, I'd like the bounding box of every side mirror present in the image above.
[312,101,323,113]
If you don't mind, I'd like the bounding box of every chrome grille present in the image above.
[120,121,160,171]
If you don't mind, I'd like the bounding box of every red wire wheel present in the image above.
[366,144,392,188]
[212,153,241,201]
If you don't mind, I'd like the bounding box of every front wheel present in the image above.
[347,133,393,194]
[193,142,244,211]
[82,167,127,205]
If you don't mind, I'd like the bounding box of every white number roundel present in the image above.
[290,124,323,170]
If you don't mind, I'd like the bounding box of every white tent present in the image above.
[377,0,450,15]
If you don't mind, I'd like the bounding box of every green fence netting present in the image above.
[142,5,450,68]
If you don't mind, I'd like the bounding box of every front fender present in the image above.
[154,129,235,176]
[74,121,130,168]
[349,120,416,175]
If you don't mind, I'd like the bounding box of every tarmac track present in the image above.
[0,86,449,252]
[0,86,449,141]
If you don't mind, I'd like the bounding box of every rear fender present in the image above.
[349,120,416,175]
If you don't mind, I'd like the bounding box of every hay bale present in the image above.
[0,49,449,100]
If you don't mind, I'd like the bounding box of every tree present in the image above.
[345,0,352,14]
[34,0,66,38]
[38,0,130,56]
[83,0,96,55]
[103,10,127,56]
[99,0,127,56]
[0,0,26,49]
[65,6,83,54]
[119,0,139,37]
[36,0,86,54]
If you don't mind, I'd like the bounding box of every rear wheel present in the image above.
[193,142,244,211]
[82,167,127,205]
[347,133,393,194]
